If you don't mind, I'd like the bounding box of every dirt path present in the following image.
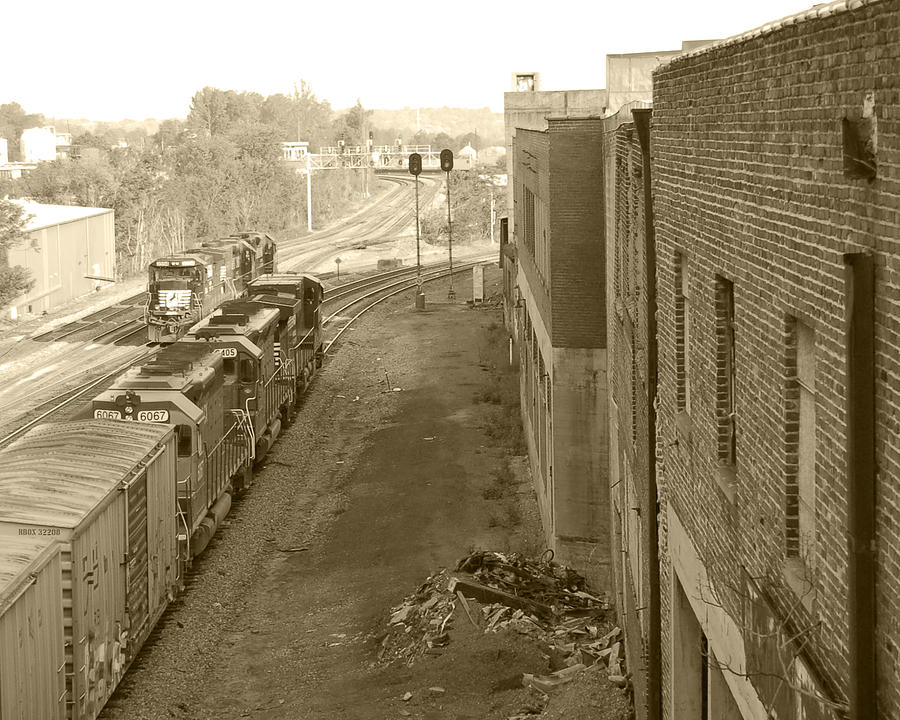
[101,267,630,720]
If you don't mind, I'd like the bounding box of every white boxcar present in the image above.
[0,420,179,720]
[0,537,66,720]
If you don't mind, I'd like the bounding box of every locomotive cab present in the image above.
[146,256,206,343]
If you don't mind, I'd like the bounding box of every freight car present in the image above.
[0,537,66,720]
[145,233,277,343]
[0,421,179,720]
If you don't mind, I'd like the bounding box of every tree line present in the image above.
[0,84,372,300]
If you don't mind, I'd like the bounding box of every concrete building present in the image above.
[605,42,716,112]
[5,201,115,319]
[500,45,713,591]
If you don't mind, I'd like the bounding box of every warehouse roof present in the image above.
[13,199,112,232]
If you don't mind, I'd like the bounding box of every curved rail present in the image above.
[0,348,156,447]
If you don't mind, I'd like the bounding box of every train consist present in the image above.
[145,232,277,343]
[0,271,323,720]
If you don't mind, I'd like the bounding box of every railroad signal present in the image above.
[440,149,453,172]
[442,150,455,300]
[408,153,422,176]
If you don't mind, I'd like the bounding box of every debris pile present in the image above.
[378,569,458,665]
[378,550,626,693]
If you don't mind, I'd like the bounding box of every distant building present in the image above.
[5,201,115,319]
[21,127,56,162]
[477,145,506,167]
[605,41,716,113]
[0,138,7,164]
[0,162,37,180]
[20,126,74,162]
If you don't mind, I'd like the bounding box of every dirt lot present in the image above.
[93,266,631,720]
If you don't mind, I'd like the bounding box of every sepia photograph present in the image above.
[0,0,895,717]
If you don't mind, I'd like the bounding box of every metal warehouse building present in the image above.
[6,201,115,319]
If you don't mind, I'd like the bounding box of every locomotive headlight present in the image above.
[125,406,133,415]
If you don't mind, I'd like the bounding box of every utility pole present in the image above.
[440,149,455,300]
[306,151,312,232]
[490,190,495,245]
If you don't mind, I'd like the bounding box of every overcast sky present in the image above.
[5,0,821,121]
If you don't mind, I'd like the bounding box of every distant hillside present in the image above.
[367,107,504,145]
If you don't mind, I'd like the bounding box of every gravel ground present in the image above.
[86,265,632,720]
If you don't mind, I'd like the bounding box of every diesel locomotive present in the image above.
[145,232,277,343]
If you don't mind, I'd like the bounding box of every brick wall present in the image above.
[549,118,607,349]
[607,115,654,719]
[652,0,900,715]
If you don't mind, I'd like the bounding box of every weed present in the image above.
[474,389,503,404]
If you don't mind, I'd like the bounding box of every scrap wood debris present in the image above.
[378,550,626,689]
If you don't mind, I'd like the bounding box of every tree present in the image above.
[153,119,188,153]
[0,200,34,307]
[187,87,229,137]
[0,103,45,161]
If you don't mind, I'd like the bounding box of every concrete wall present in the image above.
[606,52,680,114]
[652,0,900,715]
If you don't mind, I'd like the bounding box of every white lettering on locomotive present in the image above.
[93,409,122,419]
[136,410,170,422]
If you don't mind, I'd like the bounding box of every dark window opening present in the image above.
[715,276,736,466]
[176,424,193,457]
[240,359,256,383]
[842,115,877,181]
[524,187,536,257]
[223,358,237,376]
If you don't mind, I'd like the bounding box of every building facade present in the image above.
[646,0,898,717]
[512,117,610,585]
[5,202,115,319]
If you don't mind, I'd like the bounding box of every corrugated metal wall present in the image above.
[7,210,115,317]
[0,544,66,720]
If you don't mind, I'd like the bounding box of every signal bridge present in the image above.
[281,143,471,174]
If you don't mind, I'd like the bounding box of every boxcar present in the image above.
[0,538,66,720]
[0,421,178,720]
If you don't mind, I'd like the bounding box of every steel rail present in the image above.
[0,348,156,447]
[323,255,495,354]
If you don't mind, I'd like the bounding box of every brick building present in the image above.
[511,116,611,584]
[605,103,659,720]
[632,0,899,717]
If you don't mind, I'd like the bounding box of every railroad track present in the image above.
[277,174,438,271]
[0,255,495,449]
